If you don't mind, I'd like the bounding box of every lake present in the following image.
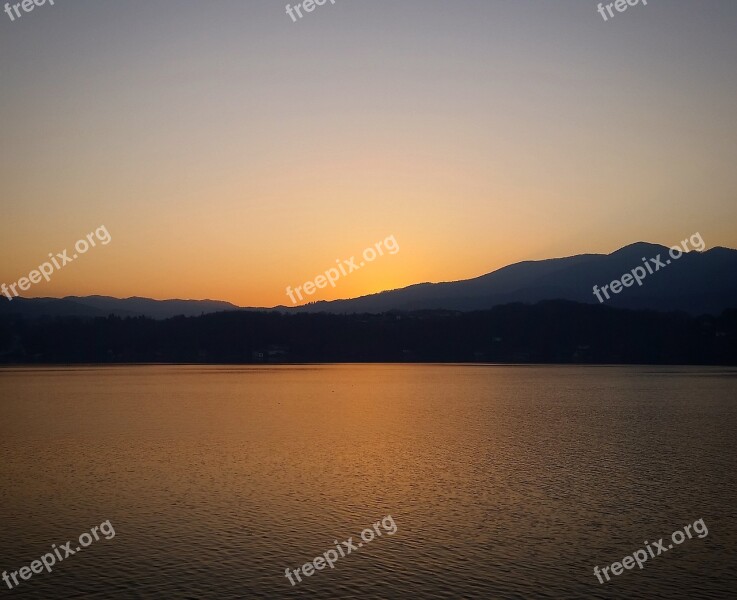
[1,365,735,598]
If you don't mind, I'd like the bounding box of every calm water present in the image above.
[1,365,735,599]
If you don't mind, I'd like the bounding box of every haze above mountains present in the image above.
[2,242,736,319]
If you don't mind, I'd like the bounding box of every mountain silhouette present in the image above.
[2,242,735,319]
[0,295,240,320]
[284,242,737,315]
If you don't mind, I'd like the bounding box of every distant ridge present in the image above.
[2,242,736,319]
[281,242,737,316]
[0,296,240,320]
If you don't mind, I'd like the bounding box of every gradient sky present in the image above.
[1,0,736,306]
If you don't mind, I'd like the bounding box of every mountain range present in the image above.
[2,242,736,319]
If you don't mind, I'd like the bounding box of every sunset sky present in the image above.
[1,0,736,307]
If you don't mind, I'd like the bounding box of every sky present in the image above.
[1,0,736,307]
